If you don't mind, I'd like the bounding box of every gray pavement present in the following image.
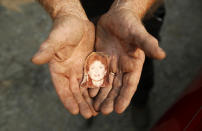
[0,0,201,131]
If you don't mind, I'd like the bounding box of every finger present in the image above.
[32,38,75,65]
[115,52,145,113]
[94,73,114,111]
[110,55,118,73]
[50,72,79,115]
[89,87,100,97]
[115,72,139,114]
[100,73,122,115]
[69,74,92,119]
[32,40,55,65]
[131,22,166,60]
[81,88,98,116]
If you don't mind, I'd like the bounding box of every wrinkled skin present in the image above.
[93,8,166,114]
[32,15,97,119]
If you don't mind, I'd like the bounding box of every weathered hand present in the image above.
[93,7,166,114]
[31,15,97,118]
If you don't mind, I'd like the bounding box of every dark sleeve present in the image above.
[143,4,166,41]
[81,0,114,18]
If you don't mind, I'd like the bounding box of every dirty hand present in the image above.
[93,1,166,114]
[31,13,97,118]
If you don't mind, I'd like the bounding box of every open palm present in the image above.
[32,15,97,118]
[93,8,166,114]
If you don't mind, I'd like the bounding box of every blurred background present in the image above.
[0,0,201,131]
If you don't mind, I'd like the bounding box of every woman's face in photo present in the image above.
[88,60,106,81]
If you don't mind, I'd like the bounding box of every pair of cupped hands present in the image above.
[31,3,166,119]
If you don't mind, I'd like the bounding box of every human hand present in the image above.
[93,2,166,114]
[31,14,97,118]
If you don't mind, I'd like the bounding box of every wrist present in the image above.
[54,0,88,20]
[38,0,88,20]
[110,0,156,19]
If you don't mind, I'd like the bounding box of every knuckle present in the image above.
[150,35,158,45]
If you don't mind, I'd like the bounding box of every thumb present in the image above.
[131,23,166,60]
[31,40,55,65]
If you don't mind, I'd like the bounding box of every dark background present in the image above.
[0,0,201,131]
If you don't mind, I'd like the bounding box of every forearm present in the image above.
[37,0,87,20]
[111,0,158,19]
